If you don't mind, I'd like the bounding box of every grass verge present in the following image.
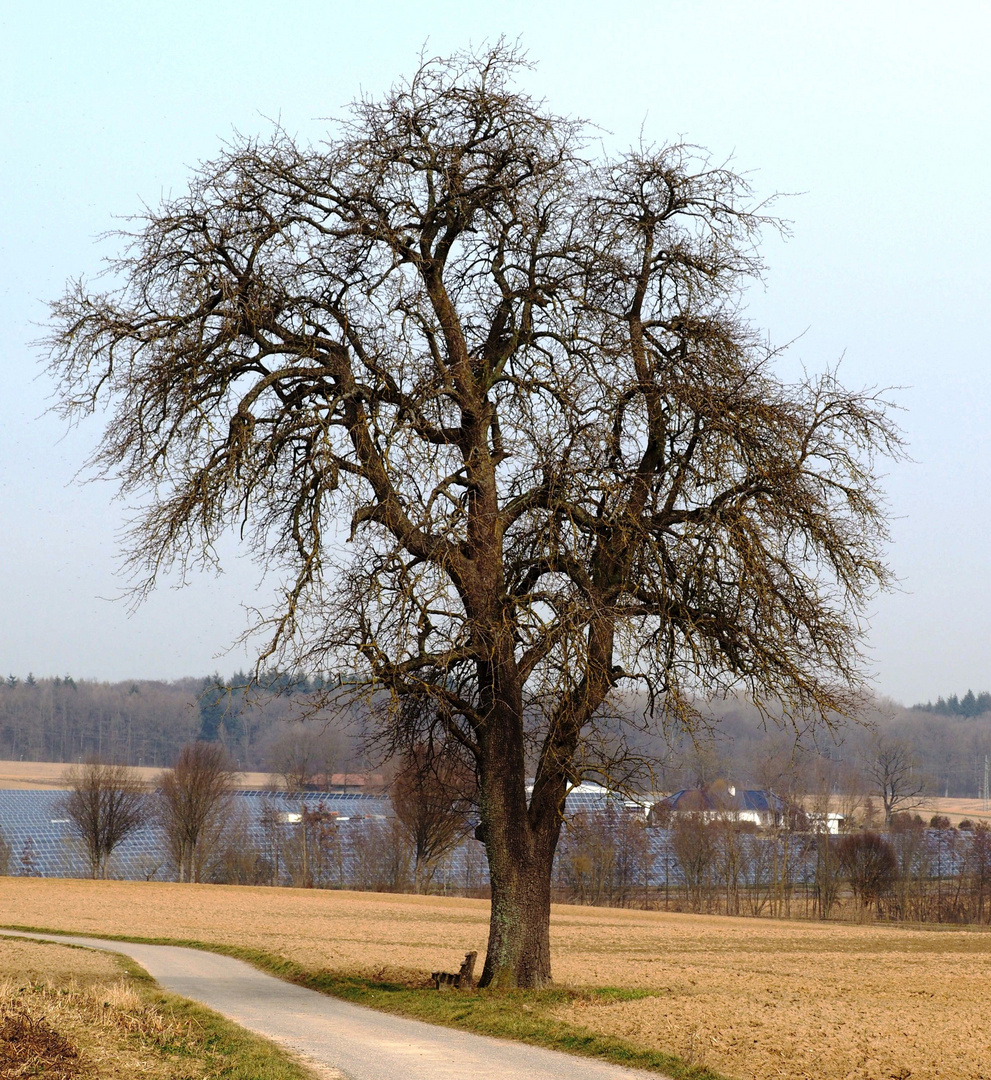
[1,924,726,1080]
[0,935,324,1079]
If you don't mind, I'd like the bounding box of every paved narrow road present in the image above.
[0,930,668,1080]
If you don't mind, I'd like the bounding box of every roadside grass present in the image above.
[0,935,325,1079]
[1,925,726,1080]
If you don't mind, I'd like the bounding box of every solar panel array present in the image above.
[0,790,392,881]
[564,788,640,815]
[0,789,966,887]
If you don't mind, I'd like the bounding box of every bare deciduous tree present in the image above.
[837,830,897,913]
[44,44,901,986]
[964,823,991,924]
[157,742,235,882]
[390,742,475,892]
[864,733,928,825]
[59,760,148,879]
[888,812,932,921]
[268,724,345,792]
[556,807,652,909]
[671,813,718,913]
[347,818,412,893]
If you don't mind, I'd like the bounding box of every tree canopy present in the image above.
[46,43,901,986]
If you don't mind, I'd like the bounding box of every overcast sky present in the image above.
[1,0,988,704]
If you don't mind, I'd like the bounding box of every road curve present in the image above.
[0,929,668,1080]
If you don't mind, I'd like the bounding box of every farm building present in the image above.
[652,782,844,833]
[653,782,787,828]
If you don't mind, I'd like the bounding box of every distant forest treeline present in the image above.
[2,674,991,799]
[0,672,365,772]
[654,699,991,801]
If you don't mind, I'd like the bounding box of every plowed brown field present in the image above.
[0,759,273,790]
[1,877,988,1080]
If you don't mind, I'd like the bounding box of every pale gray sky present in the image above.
[1,0,988,703]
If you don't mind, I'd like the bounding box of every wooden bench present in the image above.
[431,950,477,990]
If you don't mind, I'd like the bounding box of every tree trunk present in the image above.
[472,645,570,989]
[475,723,564,989]
[479,823,557,988]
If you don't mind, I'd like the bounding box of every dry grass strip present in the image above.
[0,758,272,791]
[0,937,191,1078]
[2,878,991,1079]
[0,934,327,1079]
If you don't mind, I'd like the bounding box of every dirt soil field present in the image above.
[928,797,991,826]
[0,879,988,1080]
[0,759,274,790]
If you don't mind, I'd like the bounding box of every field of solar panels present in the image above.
[0,776,973,912]
[1,876,989,1080]
[0,789,544,881]
[0,784,851,906]
[0,779,682,888]
[4,764,991,1077]
[0,788,399,881]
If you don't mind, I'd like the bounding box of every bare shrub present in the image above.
[346,819,411,893]
[206,803,270,885]
[556,808,652,908]
[714,821,749,916]
[0,826,11,876]
[964,822,991,923]
[302,807,348,889]
[837,830,897,912]
[928,820,964,923]
[737,832,771,916]
[810,835,841,919]
[273,804,337,888]
[558,812,617,906]
[18,837,38,876]
[887,813,931,921]
[671,813,717,913]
